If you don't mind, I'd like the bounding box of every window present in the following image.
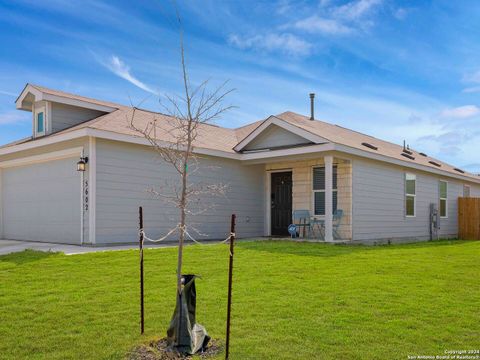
[313,166,337,216]
[463,185,471,198]
[37,112,44,134]
[405,173,416,217]
[439,181,448,218]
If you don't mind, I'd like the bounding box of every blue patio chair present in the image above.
[310,217,325,239]
[292,210,311,238]
[333,209,344,239]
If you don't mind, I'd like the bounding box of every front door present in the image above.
[270,171,292,236]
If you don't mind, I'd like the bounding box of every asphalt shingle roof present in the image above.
[3,85,479,182]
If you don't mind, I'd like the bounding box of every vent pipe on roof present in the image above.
[309,93,315,120]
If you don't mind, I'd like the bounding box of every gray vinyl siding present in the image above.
[352,158,477,241]
[470,185,480,197]
[50,103,105,133]
[95,139,265,244]
[244,124,312,151]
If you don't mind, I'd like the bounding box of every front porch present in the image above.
[265,154,352,241]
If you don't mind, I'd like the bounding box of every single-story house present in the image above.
[0,84,479,245]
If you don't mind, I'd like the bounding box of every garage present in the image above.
[1,156,81,244]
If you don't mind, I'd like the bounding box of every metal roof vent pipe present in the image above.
[309,93,315,120]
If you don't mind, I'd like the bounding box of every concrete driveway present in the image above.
[0,238,232,256]
[0,239,180,256]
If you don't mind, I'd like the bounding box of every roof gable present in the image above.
[234,115,329,152]
[243,124,314,151]
[15,84,120,113]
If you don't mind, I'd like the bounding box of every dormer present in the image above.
[16,84,119,138]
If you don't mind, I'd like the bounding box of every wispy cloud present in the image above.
[462,86,480,94]
[418,132,463,156]
[461,70,480,93]
[463,70,480,83]
[462,163,480,173]
[332,0,382,21]
[229,0,382,56]
[418,129,480,158]
[293,0,382,35]
[100,55,158,95]
[0,111,29,125]
[0,90,17,97]
[228,33,312,56]
[440,105,480,118]
[393,8,408,20]
[276,0,293,15]
[294,16,352,35]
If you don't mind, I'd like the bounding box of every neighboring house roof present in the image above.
[2,84,479,183]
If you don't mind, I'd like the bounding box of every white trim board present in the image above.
[1,126,479,185]
[0,129,90,156]
[0,147,84,168]
[88,137,96,244]
[333,144,480,185]
[16,84,118,113]
[242,143,480,185]
[0,128,242,160]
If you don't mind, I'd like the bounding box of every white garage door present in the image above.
[1,157,81,244]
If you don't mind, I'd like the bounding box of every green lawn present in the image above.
[0,240,479,359]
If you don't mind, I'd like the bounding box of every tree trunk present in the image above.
[176,160,188,295]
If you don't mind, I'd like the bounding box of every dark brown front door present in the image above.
[271,171,292,236]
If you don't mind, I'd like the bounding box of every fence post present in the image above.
[139,206,145,335]
[225,214,236,360]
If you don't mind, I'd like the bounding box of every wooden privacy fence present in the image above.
[458,197,480,240]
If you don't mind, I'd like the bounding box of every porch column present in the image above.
[324,155,333,242]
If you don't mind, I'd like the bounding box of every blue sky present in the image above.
[0,0,479,172]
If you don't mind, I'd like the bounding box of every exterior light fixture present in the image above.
[77,156,89,172]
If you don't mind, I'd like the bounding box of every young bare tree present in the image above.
[129,9,233,311]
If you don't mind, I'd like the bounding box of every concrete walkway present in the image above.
[0,239,185,256]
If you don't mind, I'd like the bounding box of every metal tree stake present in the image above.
[225,213,236,360]
[139,206,145,335]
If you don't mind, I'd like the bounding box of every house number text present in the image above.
[84,180,89,211]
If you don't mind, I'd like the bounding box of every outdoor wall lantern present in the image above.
[77,156,89,172]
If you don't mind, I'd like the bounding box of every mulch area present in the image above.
[127,338,223,360]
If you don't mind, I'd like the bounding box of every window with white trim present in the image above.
[463,185,471,198]
[405,173,416,217]
[36,111,45,136]
[439,180,448,218]
[313,166,337,216]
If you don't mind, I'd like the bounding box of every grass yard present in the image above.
[0,240,479,359]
